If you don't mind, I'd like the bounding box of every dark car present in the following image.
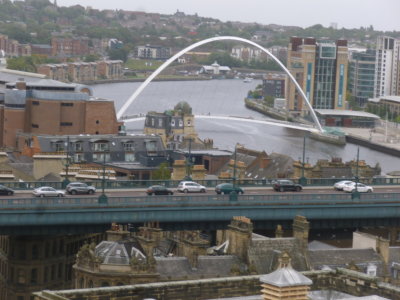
[215,183,244,195]
[146,185,174,196]
[66,182,96,195]
[273,179,302,192]
[0,185,14,196]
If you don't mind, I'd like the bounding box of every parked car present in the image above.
[333,180,355,191]
[66,182,96,195]
[0,185,14,196]
[343,182,373,193]
[272,180,302,192]
[177,181,206,193]
[146,185,174,196]
[215,183,244,195]
[33,186,65,197]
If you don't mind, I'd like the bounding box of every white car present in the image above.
[33,186,66,197]
[177,181,207,193]
[333,180,355,191]
[342,182,373,193]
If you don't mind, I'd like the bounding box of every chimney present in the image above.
[16,78,26,90]
[292,215,309,250]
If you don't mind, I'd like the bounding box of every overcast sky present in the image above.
[55,0,399,32]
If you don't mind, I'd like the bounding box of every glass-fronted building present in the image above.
[348,49,376,107]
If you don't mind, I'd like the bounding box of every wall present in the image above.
[33,269,400,300]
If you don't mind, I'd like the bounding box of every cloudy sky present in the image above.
[55,0,399,31]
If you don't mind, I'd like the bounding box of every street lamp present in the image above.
[62,136,71,188]
[352,147,360,200]
[98,141,114,204]
[230,143,238,201]
[299,134,307,186]
[184,137,193,181]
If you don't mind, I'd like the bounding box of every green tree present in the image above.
[152,162,171,180]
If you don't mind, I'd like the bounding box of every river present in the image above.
[91,79,398,174]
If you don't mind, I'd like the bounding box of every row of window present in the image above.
[54,141,136,152]
[32,101,74,107]
[32,123,73,128]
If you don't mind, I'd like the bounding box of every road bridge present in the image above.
[1,192,400,235]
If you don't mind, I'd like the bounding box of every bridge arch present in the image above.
[117,36,323,132]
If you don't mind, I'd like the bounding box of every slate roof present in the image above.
[156,255,243,279]
[309,248,385,276]
[247,237,309,274]
[260,267,312,287]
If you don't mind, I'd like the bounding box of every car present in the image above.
[215,183,244,195]
[0,185,14,196]
[177,181,206,193]
[33,186,65,197]
[272,179,302,192]
[146,185,174,196]
[343,182,373,193]
[66,182,96,195]
[333,180,355,191]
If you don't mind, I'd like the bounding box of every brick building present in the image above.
[0,78,122,150]
[37,60,123,83]
[51,36,90,58]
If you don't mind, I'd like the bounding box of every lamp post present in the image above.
[230,144,238,201]
[184,138,193,181]
[299,135,307,186]
[98,142,110,204]
[352,147,360,200]
[62,136,71,188]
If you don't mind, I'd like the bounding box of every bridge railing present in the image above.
[2,177,400,191]
[2,192,400,209]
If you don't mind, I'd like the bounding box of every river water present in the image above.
[92,79,397,174]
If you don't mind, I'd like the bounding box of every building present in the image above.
[231,46,266,62]
[200,61,232,77]
[51,35,90,58]
[262,72,286,98]
[292,156,381,179]
[286,37,348,113]
[134,45,171,60]
[0,78,122,150]
[0,233,105,300]
[374,36,400,98]
[143,102,204,150]
[23,133,168,180]
[368,95,400,119]
[348,49,376,107]
[314,109,380,128]
[38,60,123,83]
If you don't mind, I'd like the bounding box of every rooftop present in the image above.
[315,109,380,119]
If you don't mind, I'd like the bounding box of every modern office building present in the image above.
[262,72,286,98]
[348,49,376,107]
[374,36,400,97]
[0,78,122,150]
[286,37,348,113]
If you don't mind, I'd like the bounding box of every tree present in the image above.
[107,48,128,62]
[152,162,171,180]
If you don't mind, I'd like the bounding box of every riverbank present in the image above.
[82,76,211,85]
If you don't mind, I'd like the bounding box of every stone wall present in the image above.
[33,269,400,300]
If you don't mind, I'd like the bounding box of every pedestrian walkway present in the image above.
[342,126,400,151]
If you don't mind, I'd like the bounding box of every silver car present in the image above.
[177,181,206,193]
[33,186,65,197]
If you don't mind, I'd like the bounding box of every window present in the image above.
[93,142,109,151]
[74,142,83,152]
[32,245,38,259]
[31,268,37,284]
[60,122,73,126]
[171,120,175,126]
[158,119,163,127]
[179,120,183,127]
[54,142,64,152]
[61,102,73,107]
[31,124,39,128]
[32,101,39,106]
[125,153,135,162]
[123,142,134,151]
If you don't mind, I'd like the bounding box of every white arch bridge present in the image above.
[121,115,320,133]
[117,36,324,134]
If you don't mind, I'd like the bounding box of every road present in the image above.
[5,186,400,199]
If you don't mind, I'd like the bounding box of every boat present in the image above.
[243,77,252,83]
